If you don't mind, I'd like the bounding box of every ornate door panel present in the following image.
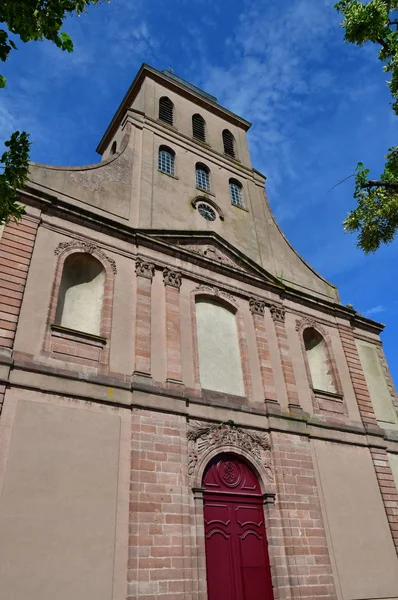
[203,454,274,600]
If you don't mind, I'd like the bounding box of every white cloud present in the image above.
[198,0,338,196]
[364,305,386,316]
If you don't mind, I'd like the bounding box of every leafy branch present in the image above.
[0,0,108,225]
[335,1,398,251]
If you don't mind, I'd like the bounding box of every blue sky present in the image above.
[1,0,397,383]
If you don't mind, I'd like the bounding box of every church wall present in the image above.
[356,338,398,427]
[313,440,398,600]
[0,388,130,600]
[1,65,398,600]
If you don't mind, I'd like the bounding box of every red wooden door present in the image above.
[203,454,274,600]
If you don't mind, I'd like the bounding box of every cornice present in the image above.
[18,185,385,335]
[6,358,398,451]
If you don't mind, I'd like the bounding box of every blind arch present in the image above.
[195,298,244,396]
[55,253,105,335]
[303,328,336,393]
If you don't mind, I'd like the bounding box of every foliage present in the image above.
[335,1,398,252]
[0,132,31,224]
[0,0,107,224]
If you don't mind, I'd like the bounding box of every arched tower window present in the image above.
[229,179,243,207]
[195,298,244,396]
[192,113,206,142]
[196,163,210,191]
[110,141,117,155]
[55,253,105,336]
[303,328,336,393]
[158,145,175,175]
[222,129,236,158]
[159,96,174,125]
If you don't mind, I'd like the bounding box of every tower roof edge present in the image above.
[96,63,251,155]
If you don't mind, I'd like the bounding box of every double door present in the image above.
[203,455,274,600]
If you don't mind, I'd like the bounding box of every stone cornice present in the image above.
[5,358,398,451]
[18,185,385,335]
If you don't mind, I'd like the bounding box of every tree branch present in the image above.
[377,38,393,53]
[363,180,398,189]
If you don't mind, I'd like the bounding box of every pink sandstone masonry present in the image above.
[0,64,397,600]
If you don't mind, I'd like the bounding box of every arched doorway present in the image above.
[203,453,274,600]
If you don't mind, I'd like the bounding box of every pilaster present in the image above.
[270,304,301,412]
[249,297,279,410]
[163,269,183,386]
[133,259,155,381]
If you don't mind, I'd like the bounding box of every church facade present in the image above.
[0,64,398,600]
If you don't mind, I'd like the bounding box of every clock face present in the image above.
[198,203,216,221]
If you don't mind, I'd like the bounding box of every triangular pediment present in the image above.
[138,231,281,286]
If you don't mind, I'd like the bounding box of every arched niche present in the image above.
[55,253,105,335]
[195,297,244,396]
[303,327,336,393]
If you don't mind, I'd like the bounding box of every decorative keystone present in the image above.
[163,269,182,289]
[270,304,285,323]
[249,297,266,316]
[135,260,155,280]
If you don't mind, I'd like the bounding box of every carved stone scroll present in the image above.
[54,240,117,274]
[187,420,273,481]
[270,304,285,323]
[136,259,155,280]
[163,269,182,289]
[249,297,266,316]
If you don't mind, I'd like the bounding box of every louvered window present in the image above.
[159,97,174,125]
[158,146,175,175]
[196,164,210,191]
[229,179,243,207]
[192,114,206,142]
[222,129,235,158]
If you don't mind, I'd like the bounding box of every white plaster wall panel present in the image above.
[314,440,398,600]
[56,253,105,335]
[0,399,120,600]
[304,330,335,392]
[196,299,244,396]
[356,339,397,425]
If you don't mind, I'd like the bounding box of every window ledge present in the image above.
[196,186,215,197]
[156,119,177,132]
[192,137,211,149]
[313,388,343,400]
[223,153,241,164]
[51,324,107,345]
[232,203,249,213]
[158,169,179,180]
